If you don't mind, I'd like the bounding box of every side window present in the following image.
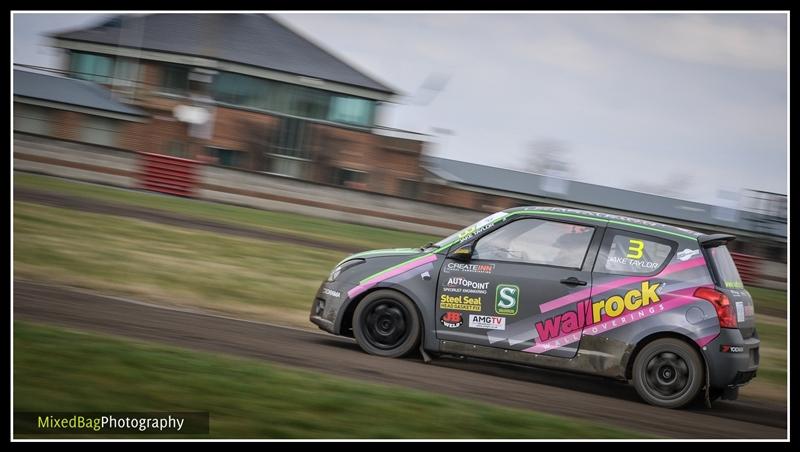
[594,230,675,276]
[472,218,595,269]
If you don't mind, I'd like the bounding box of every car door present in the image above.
[435,216,605,358]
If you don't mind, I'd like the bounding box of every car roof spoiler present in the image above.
[698,233,736,248]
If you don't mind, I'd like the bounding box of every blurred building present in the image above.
[44,13,427,196]
[12,13,786,271]
[420,157,787,262]
[14,69,148,144]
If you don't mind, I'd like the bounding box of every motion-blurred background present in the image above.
[12,12,787,439]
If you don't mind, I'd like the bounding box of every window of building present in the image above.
[398,178,419,199]
[205,147,245,168]
[210,70,375,127]
[162,64,191,95]
[593,229,676,276]
[211,72,271,109]
[265,117,310,178]
[80,115,119,147]
[212,72,243,104]
[112,57,138,87]
[328,96,374,126]
[14,103,54,136]
[70,52,114,83]
[289,86,331,120]
[473,219,595,269]
[335,168,368,189]
[271,117,309,160]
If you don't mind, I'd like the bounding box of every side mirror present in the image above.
[449,243,473,262]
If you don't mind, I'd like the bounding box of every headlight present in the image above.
[328,259,365,282]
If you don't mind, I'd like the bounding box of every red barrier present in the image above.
[730,252,761,285]
[138,152,200,197]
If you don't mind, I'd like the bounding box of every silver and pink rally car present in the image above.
[311,207,759,408]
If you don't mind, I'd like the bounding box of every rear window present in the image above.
[594,229,675,276]
[708,246,744,289]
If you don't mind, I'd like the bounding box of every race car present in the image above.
[310,207,759,408]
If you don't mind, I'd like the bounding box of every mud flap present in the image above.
[419,344,432,364]
[703,358,712,408]
[722,386,739,401]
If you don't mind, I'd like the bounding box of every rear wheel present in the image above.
[632,338,704,409]
[353,290,421,358]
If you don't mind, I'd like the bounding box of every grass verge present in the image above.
[14,172,439,252]
[746,286,787,318]
[14,201,340,327]
[13,321,647,439]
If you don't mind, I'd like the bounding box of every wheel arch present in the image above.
[337,286,426,338]
[623,331,708,381]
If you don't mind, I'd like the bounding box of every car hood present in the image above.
[332,248,436,288]
[335,248,423,267]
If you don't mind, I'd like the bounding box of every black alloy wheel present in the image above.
[353,290,421,358]
[632,338,704,409]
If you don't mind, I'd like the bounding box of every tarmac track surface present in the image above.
[14,280,787,439]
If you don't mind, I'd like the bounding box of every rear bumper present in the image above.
[702,328,760,388]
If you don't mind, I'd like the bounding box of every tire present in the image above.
[632,338,705,409]
[352,289,421,358]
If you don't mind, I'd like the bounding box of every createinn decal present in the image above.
[535,281,662,344]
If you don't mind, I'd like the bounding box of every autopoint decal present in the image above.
[443,277,490,294]
[535,281,662,342]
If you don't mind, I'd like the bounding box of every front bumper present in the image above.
[309,282,352,334]
[702,328,760,389]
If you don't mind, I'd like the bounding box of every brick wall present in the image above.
[206,107,280,169]
[50,110,83,142]
[307,123,426,197]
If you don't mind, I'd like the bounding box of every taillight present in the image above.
[695,287,737,328]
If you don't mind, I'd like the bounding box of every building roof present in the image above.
[423,156,786,238]
[52,14,395,95]
[13,69,147,117]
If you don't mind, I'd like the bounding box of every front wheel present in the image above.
[352,290,421,358]
[632,338,704,409]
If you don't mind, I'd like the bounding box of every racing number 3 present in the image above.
[627,239,644,259]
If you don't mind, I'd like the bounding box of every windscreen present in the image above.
[434,211,509,248]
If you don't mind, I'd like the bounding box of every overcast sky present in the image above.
[12,12,788,206]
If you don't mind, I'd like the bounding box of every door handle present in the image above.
[560,277,587,286]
